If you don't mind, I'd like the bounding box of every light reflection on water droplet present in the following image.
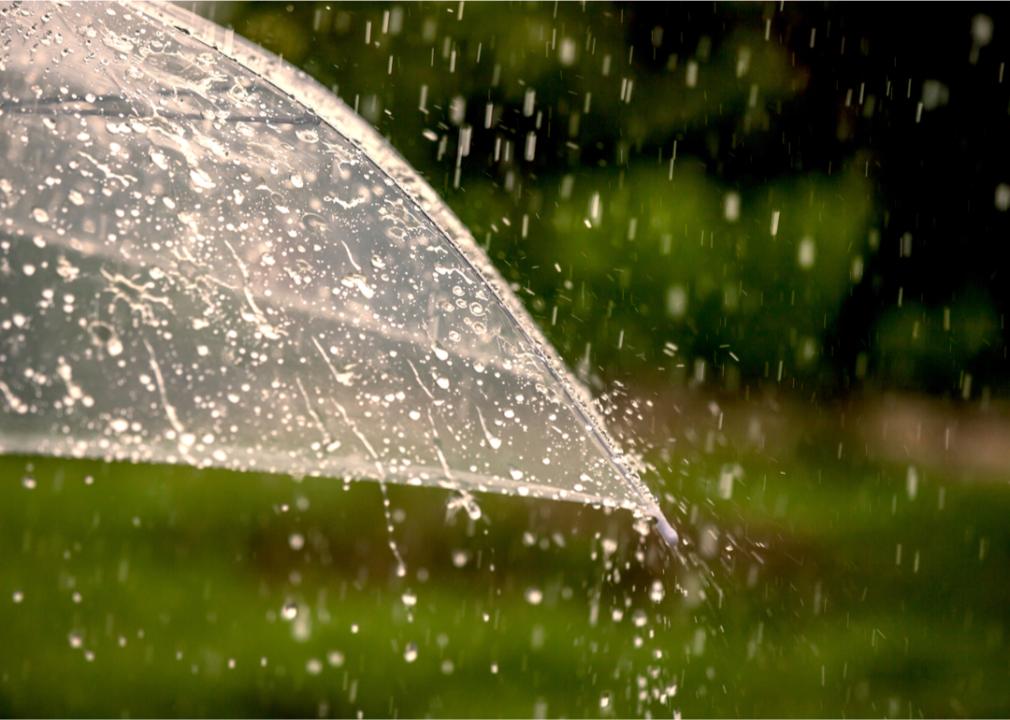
[403,642,418,663]
[281,601,298,621]
[650,580,665,603]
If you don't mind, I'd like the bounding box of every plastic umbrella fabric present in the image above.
[0,2,676,544]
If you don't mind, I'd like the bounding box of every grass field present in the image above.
[3,407,1009,717]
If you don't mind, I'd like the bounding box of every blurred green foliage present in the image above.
[4,445,1010,717]
[220,1,886,391]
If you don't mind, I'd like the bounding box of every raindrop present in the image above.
[907,466,919,500]
[649,580,665,603]
[403,642,418,663]
[995,183,1010,211]
[189,168,215,190]
[524,587,543,606]
[723,192,740,222]
[281,601,299,621]
[296,128,319,144]
[798,237,816,269]
[107,336,124,357]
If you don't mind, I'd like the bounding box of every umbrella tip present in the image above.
[651,508,679,551]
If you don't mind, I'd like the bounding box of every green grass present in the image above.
[1,449,1009,717]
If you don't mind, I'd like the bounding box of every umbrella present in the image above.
[0,2,676,547]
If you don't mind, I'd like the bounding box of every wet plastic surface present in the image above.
[0,2,669,529]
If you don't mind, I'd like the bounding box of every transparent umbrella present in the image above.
[0,2,676,546]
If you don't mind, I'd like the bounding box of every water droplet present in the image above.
[649,580,665,603]
[403,642,418,663]
[281,601,299,621]
[12,590,24,604]
[401,590,417,608]
[296,128,319,144]
[189,168,215,190]
[338,274,376,299]
[996,183,1010,212]
[525,587,543,606]
[107,336,123,357]
[305,657,323,675]
[289,533,305,550]
[31,207,49,223]
[723,191,741,222]
[798,236,816,269]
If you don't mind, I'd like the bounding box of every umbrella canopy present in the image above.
[0,2,675,543]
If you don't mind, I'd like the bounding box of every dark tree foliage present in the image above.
[223,1,1010,400]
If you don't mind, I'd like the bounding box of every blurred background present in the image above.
[4,2,1010,717]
